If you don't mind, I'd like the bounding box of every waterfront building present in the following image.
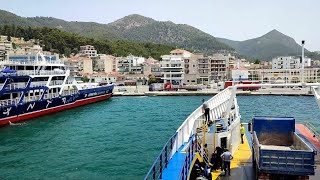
[272,56,311,69]
[184,53,204,85]
[117,55,145,74]
[0,41,13,52]
[161,49,191,85]
[161,50,234,86]
[79,45,97,58]
[209,54,230,82]
[93,54,120,73]
[64,55,93,74]
[89,72,117,83]
[244,68,320,83]
[0,40,12,61]
[143,57,162,82]
[232,67,250,80]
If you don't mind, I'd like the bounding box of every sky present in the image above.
[1,0,319,51]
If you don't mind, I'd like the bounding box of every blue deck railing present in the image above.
[144,132,178,180]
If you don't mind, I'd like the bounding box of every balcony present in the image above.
[161,77,183,80]
[198,61,209,64]
[162,71,183,74]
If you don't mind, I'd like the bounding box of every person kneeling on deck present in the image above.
[221,149,233,176]
[240,124,245,144]
[202,99,212,125]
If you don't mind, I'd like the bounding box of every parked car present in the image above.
[118,88,127,92]
[292,86,302,90]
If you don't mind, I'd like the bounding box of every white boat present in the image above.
[0,52,114,126]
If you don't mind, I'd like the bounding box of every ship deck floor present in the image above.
[211,125,320,180]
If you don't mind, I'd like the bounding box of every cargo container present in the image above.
[252,116,316,179]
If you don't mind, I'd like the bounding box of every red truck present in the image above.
[224,81,260,91]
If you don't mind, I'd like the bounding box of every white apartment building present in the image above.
[91,73,117,83]
[161,49,192,85]
[0,41,13,51]
[235,68,320,83]
[272,56,311,69]
[79,45,97,58]
[117,55,145,74]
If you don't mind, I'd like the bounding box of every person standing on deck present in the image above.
[214,146,223,171]
[221,149,233,176]
[240,124,245,144]
[202,99,210,124]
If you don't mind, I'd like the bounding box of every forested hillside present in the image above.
[0,25,175,59]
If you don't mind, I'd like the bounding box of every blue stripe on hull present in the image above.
[0,85,114,121]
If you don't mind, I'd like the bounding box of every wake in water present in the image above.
[9,121,25,126]
[136,96,147,98]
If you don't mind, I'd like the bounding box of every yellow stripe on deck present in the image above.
[211,134,252,180]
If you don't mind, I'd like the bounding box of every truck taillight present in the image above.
[297,176,309,180]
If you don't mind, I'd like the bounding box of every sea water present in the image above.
[0,96,319,179]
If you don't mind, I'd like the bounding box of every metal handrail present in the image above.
[305,121,320,138]
[145,88,233,179]
[197,141,209,163]
[144,132,178,180]
[178,137,197,180]
[0,98,19,107]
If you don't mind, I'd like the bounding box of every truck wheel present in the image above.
[255,164,259,180]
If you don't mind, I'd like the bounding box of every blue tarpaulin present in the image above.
[1,68,17,73]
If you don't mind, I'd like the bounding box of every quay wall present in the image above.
[113,86,314,96]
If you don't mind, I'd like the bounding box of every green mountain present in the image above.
[0,10,233,52]
[217,30,308,60]
[107,14,233,52]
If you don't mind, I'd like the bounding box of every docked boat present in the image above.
[145,41,320,180]
[0,53,114,126]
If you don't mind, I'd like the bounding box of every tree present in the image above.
[72,48,78,54]
[12,43,16,49]
[63,47,72,57]
[148,74,157,84]
[81,76,89,82]
[254,59,261,64]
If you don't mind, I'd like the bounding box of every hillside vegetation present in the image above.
[0,25,175,59]
[0,10,233,53]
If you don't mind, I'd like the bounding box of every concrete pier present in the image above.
[113,86,314,96]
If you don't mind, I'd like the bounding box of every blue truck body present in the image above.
[252,116,316,177]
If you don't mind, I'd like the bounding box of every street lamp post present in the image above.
[135,58,138,93]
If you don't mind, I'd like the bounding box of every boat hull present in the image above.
[0,86,113,126]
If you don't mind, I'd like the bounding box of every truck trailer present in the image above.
[252,116,316,179]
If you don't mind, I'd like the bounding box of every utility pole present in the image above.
[301,40,305,83]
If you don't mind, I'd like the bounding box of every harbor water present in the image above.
[0,95,320,180]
